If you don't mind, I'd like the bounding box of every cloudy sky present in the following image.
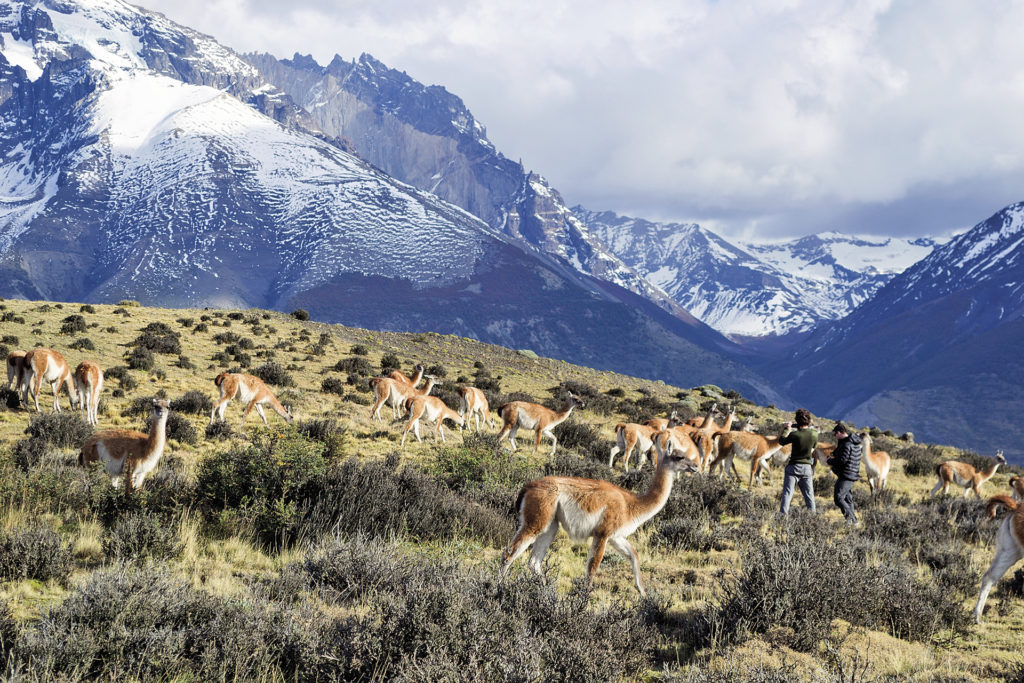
[141,0,1024,240]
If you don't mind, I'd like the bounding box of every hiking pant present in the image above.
[779,463,816,515]
[834,477,857,523]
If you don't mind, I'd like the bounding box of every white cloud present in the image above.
[140,0,1024,239]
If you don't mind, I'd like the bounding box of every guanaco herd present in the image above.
[3,345,1022,622]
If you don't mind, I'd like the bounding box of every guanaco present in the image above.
[458,386,494,432]
[932,452,1006,498]
[79,398,170,491]
[497,392,584,456]
[210,372,294,425]
[401,395,465,447]
[22,348,78,413]
[73,360,104,426]
[368,375,436,422]
[500,449,698,595]
[5,350,26,392]
[974,495,1024,623]
[859,433,892,494]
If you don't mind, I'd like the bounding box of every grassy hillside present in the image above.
[0,297,1021,681]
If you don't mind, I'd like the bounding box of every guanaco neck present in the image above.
[634,462,677,518]
[554,400,577,422]
[410,367,424,386]
[981,460,1002,480]
[698,406,716,429]
[143,412,169,462]
[718,411,736,433]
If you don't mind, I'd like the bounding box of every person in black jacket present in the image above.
[827,423,862,524]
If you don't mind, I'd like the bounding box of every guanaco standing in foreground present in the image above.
[79,398,170,492]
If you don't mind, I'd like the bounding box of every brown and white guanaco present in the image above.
[932,451,1006,498]
[500,449,698,595]
[73,360,104,426]
[496,392,584,456]
[401,395,465,447]
[609,412,682,472]
[210,372,294,426]
[22,348,78,413]
[79,398,170,492]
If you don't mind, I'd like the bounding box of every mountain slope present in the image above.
[0,0,782,404]
[774,201,1024,458]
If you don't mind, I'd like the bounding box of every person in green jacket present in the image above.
[778,408,819,515]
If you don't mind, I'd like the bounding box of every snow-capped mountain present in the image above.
[0,0,783,403]
[576,209,939,339]
[245,52,690,321]
[772,201,1024,459]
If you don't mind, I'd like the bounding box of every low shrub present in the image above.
[204,421,234,441]
[23,411,93,449]
[0,334,17,344]
[333,356,373,375]
[102,511,179,561]
[291,309,309,321]
[552,418,608,461]
[170,391,212,416]
[131,331,181,355]
[0,525,73,582]
[689,515,970,651]
[350,344,368,356]
[105,366,138,392]
[380,353,401,372]
[59,314,86,335]
[69,337,95,351]
[321,377,346,395]
[252,362,294,387]
[125,347,154,371]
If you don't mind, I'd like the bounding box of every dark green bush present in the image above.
[170,391,212,415]
[204,420,234,441]
[291,309,309,321]
[125,346,154,371]
[252,362,293,387]
[321,377,346,395]
[59,314,86,335]
[350,344,368,356]
[21,412,92,450]
[131,331,181,355]
[379,353,401,372]
[333,356,373,375]
[69,337,95,350]
[1,334,18,345]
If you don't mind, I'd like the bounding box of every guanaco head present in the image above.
[567,391,585,410]
[152,398,170,420]
[995,450,1006,464]
[214,372,228,387]
[284,405,295,423]
[662,451,700,475]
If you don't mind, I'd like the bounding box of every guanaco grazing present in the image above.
[974,495,1024,623]
[458,386,494,432]
[500,449,698,595]
[22,348,78,413]
[497,393,584,456]
[210,372,294,426]
[73,360,104,426]
[401,395,466,447]
[79,398,170,492]
[932,452,1006,498]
